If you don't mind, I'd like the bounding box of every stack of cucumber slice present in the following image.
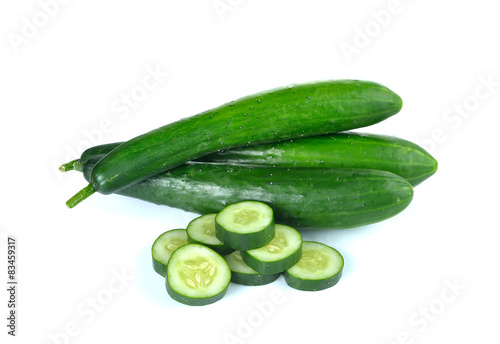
[152,201,344,306]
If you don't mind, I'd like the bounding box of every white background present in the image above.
[1,1,499,343]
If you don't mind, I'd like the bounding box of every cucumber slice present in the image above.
[152,229,189,277]
[166,244,231,306]
[215,201,275,250]
[241,224,302,274]
[224,251,280,286]
[186,214,234,255]
[283,241,344,291]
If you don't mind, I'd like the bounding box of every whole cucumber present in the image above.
[66,80,402,207]
[81,159,413,229]
[65,131,436,187]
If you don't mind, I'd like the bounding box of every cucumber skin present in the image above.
[83,161,413,229]
[241,247,303,275]
[166,282,228,306]
[215,213,275,251]
[90,80,402,194]
[65,143,125,173]
[201,132,437,187]
[230,271,281,286]
[80,142,122,164]
[224,251,281,286]
[186,237,235,256]
[152,259,168,277]
[283,269,343,291]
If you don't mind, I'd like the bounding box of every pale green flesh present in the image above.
[187,214,223,246]
[287,242,343,280]
[167,244,231,298]
[216,201,274,234]
[245,224,302,262]
[224,251,260,274]
[152,229,189,265]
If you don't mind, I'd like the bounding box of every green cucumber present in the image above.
[166,244,231,306]
[80,142,121,163]
[241,224,303,274]
[61,130,436,186]
[201,132,437,186]
[81,160,414,229]
[186,214,234,255]
[283,241,343,291]
[59,142,122,172]
[67,80,402,207]
[151,229,189,277]
[215,201,275,250]
[224,251,280,286]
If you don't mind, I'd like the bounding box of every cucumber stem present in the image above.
[66,183,95,208]
[72,161,84,172]
[59,159,81,172]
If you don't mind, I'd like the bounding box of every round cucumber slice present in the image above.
[186,214,234,255]
[224,251,280,286]
[215,201,275,250]
[152,229,189,277]
[283,241,344,291]
[166,244,231,306]
[241,224,302,274]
